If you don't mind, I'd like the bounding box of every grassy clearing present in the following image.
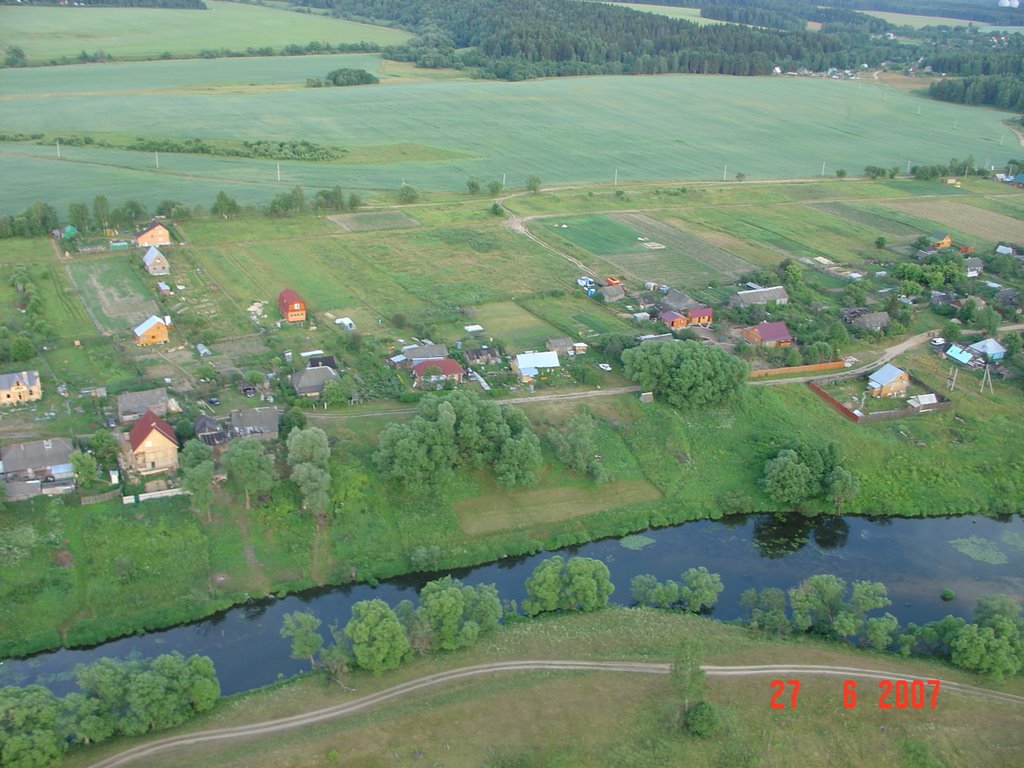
[540,214,646,255]
[0,2,409,63]
[1,68,1017,212]
[516,294,635,337]
[59,609,1024,768]
[468,301,566,352]
[328,211,421,232]
[597,2,731,25]
[861,10,976,29]
[65,255,159,334]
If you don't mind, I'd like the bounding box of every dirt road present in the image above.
[85,660,1024,768]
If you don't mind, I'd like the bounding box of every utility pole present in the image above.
[821,161,826,177]
[614,167,618,186]
[502,173,506,190]
[56,139,61,159]
[155,151,159,169]
[277,163,281,182]
[723,164,727,181]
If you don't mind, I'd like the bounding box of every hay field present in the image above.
[66,256,159,334]
[1,68,1017,213]
[329,211,421,232]
[880,199,1024,244]
[0,2,409,63]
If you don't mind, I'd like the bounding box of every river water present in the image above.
[2,513,1022,696]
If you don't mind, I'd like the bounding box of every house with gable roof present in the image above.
[867,364,909,398]
[142,246,170,276]
[741,321,793,347]
[134,222,171,247]
[123,410,179,473]
[134,315,172,346]
[278,289,307,323]
[968,338,1006,361]
[512,351,560,383]
[412,359,465,389]
[0,370,42,405]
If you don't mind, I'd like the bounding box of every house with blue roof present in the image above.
[945,344,975,366]
[142,246,169,276]
[512,351,560,383]
[867,363,909,398]
[968,338,1006,361]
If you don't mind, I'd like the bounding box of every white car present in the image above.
[597,363,612,371]
[930,337,945,347]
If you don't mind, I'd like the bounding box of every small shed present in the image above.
[335,317,356,331]
[196,343,212,357]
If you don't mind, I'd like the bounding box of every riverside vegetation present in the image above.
[9,556,1022,768]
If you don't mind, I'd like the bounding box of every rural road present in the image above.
[85,660,1024,768]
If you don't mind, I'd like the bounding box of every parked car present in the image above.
[207,396,220,405]
[930,337,945,347]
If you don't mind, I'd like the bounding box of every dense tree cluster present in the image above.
[929,75,1024,113]
[522,555,614,615]
[0,653,219,768]
[622,340,747,410]
[631,567,724,613]
[375,390,542,492]
[307,67,380,87]
[760,441,859,511]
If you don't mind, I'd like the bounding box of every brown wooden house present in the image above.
[278,289,307,323]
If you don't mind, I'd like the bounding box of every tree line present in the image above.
[929,74,1024,113]
[0,652,219,768]
[306,67,380,87]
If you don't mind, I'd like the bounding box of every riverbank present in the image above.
[3,364,1024,661]
[60,608,1024,768]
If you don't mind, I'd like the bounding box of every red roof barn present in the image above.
[278,289,307,323]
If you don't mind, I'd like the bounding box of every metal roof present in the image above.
[868,363,905,388]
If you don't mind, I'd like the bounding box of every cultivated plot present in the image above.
[470,301,565,353]
[541,215,646,255]
[806,202,922,238]
[66,256,158,334]
[880,199,1024,244]
[519,295,635,338]
[608,212,753,284]
[329,211,421,232]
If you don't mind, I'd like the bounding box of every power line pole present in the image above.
[56,139,61,159]
[277,163,281,182]
[155,151,159,169]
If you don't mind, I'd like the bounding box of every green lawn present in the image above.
[469,301,566,352]
[541,214,646,255]
[1,66,1017,212]
[0,2,409,63]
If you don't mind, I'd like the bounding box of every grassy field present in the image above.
[596,2,731,25]
[65,255,159,334]
[468,301,566,352]
[1,66,1018,212]
[540,214,646,255]
[328,211,421,232]
[59,609,1024,768]
[863,10,979,29]
[881,198,1024,244]
[0,2,409,63]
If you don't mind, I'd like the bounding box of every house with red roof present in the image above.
[412,358,465,389]
[123,410,179,473]
[741,321,793,347]
[278,289,307,323]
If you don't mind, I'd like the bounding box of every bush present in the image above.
[686,701,721,737]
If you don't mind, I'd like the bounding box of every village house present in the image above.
[134,222,172,247]
[945,344,978,367]
[929,232,953,250]
[230,407,280,441]
[995,288,1020,313]
[842,308,890,332]
[0,370,42,405]
[661,310,688,330]
[464,347,501,366]
[0,437,75,499]
[405,344,449,367]
[968,338,1007,362]
[546,338,575,355]
[412,359,465,389]
[662,306,713,329]
[741,321,793,347]
[964,257,984,278]
[598,284,626,302]
[116,387,170,423]
[194,414,229,446]
[142,246,170,276]
[306,355,337,370]
[123,410,179,474]
[133,315,172,346]
[278,289,307,323]
[729,285,789,308]
[291,365,339,398]
[660,288,701,312]
[512,351,560,383]
[867,364,909,398]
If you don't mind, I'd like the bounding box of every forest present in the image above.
[930,74,1024,111]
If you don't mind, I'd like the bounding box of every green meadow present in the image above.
[0,2,409,63]
[0,67,1017,213]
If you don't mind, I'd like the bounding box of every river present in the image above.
[2,512,1022,696]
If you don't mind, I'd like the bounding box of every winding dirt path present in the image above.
[85,660,1024,768]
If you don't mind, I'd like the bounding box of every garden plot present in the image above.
[328,211,421,232]
[66,256,158,334]
[880,199,1024,244]
[605,213,754,285]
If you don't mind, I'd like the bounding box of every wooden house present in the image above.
[133,315,171,346]
[0,370,42,405]
[741,321,793,347]
[134,222,171,247]
[729,285,789,308]
[661,310,688,330]
[124,410,179,473]
[142,246,170,275]
[278,289,307,323]
[929,232,952,250]
[867,364,909,398]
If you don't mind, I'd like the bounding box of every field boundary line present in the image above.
[84,659,1023,767]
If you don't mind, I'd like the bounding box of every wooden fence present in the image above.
[749,360,846,378]
[80,489,120,506]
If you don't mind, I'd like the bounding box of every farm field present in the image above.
[0,2,410,63]
[468,301,566,352]
[517,294,636,338]
[65,255,159,335]
[1,69,1018,213]
[328,211,421,232]
[540,215,646,255]
[880,198,1024,244]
